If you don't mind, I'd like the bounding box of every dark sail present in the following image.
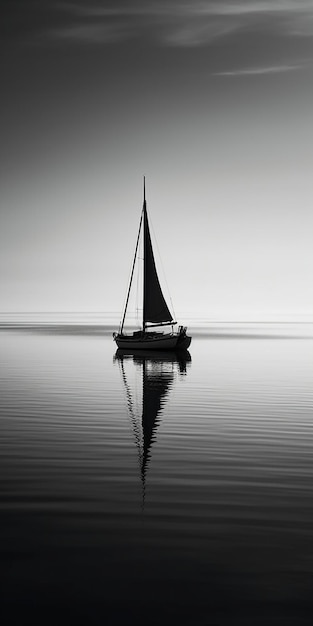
[143,204,174,326]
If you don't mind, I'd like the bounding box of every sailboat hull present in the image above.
[114,332,191,351]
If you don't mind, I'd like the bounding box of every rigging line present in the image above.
[120,210,143,333]
[148,209,176,323]
[119,254,136,331]
[135,230,142,327]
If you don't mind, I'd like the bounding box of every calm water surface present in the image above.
[1,322,313,625]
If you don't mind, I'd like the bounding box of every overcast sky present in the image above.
[1,1,313,320]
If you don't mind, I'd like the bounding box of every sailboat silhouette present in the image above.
[114,178,191,351]
[114,349,191,504]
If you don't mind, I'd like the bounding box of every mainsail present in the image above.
[143,197,174,327]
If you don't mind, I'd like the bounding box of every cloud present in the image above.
[42,1,313,47]
[214,62,307,76]
[56,1,313,19]
[204,1,313,17]
[286,13,313,36]
[48,23,127,44]
[55,0,313,19]
[162,19,241,47]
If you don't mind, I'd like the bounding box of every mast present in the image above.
[143,176,147,332]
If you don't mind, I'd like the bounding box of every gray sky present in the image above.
[1,1,313,319]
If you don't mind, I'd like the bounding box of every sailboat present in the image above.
[113,179,191,351]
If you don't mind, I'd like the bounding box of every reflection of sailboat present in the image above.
[113,178,191,351]
[114,349,191,502]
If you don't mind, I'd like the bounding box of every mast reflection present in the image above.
[114,349,191,505]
